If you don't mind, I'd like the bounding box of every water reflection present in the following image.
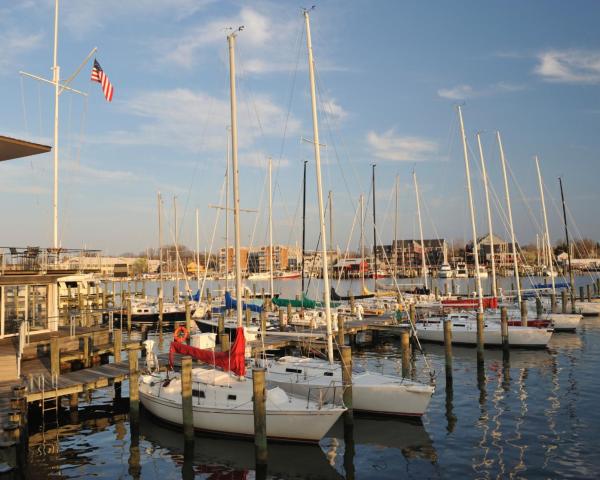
[139,412,343,480]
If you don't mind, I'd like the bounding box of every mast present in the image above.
[268,157,274,296]
[535,156,555,293]
[174,196,179,304]
[394,174,399,279]
[329,190,334,255]
[476,132,497,298]
[360,193,365,290]
[228,29,244,327]
[301,160,307,293]
[304,9,334,363]
[372,164,377,291]
[196,208,201,293]
[497,131,521,304]
[457,106,483,313]
[559,177,575,308]
[52,0,60,248]
[225,126,230,293]
[158,192,164,298]
[413,171,428,290]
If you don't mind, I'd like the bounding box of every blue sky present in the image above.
[1,0,599,255]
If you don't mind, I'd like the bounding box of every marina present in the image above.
[2,1,600,478]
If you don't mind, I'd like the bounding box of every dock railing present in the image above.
[0,246,102,274]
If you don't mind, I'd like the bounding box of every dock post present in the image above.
[561,289,568,314]
[127,299,132,335]
[476,312,484,367]
[408,303,416,328]
[252,368,268,468]
[207,288,212,304]
[444,282,448,296]
[286,303,292,324]
[185,299,192,344]
[550,293,557,313]
[500,306,510,357]
[128,344,140,424]
[587,284,591,302]
[181,356,194,444]
[579,286,584,302]
[434,285,439,301]
[535,297,543,319]
[102,289,107,310]
[349,291,355,314]
[260,310,267,336]
[341,345,353,421]
[69,393,79,423]
[520,300,528,326]
[218,314,225,338]
[451,279,456,295]
[278,308,286,331]
[173,285,177,303]
[220,333,229,352]
[443,319,453,387]
[120,280,124,306]
[253,283,257,298]
[113,329,122,363]
[597,279,600,297]
[401,329,410,378]
[141,279,146,298]
[83,335,92,368]
[337,314,345,345]
[245,308,252,327]
[50,333,60,377]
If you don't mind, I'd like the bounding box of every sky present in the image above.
[1,0,599,256]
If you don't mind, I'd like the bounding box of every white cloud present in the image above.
[0,29,42,74]
[437,82,524,100]
[367,129,438,162]
[534,50,600,84]
[321,98,349,122]
[94,88,299,155]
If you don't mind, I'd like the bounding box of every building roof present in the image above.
[0,135,51,162]
[478,233,507,245]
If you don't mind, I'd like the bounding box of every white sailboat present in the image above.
[139,27,345,442]
[257,9,434,417]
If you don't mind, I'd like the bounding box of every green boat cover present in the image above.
[272,294,340,309]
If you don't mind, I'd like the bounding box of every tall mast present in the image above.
[394,174,399,279]
[225,126,230,293]
[52,0,60,248]
[196,208,201,293]
[476,133,497,298]
[372,164,377,291]
[268,157,274,296]
[158,192,164,298]
[301,160,307,293]
[497,131,521,304]
[413,171,428,290]
[559,177,575,307]
[360,193,365,290]
[174,195,179,303]
[535,156,555,293]
[304,9,334,363]
[228,30,244,328]
[457,106,483,313]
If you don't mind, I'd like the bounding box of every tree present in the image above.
[132,258,148,275]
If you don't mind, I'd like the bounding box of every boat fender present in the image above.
[174,326,189,343]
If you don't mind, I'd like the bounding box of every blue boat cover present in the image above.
[225,291,263,313]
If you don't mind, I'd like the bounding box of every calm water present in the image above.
[23,277,600,479]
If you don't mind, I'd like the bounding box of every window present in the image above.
[192,389,205,398]
[227,394,237,401]
[285,368,302,374]
[324,372,334,377]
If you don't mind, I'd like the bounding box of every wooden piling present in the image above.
[349,291,355,313]
[252,368,268,467]
[245,308,252,327]
[550,293,557,313]
[173,285,177,303]
[50,333,60,377]
[434,285,439,300]
[476,312,484,367]
[535,297,543,319]
[287,303,293,323]
[128,345,140,423]
[337,314,345,345]
[520,300,528,326]
[260,310,267,336]
[126,299,132,335]
[278,308,286,331]
[181,356,194,443]
[500,306,509,355]
[340,345,353,420]
[451,279,456,295]
[113,329,122,363]
[218,314,225,338]
[587,284,591,302]
[443,319,452,385]
[141,279,146,298]
[83,335,92,368]
[561,289,568,314]
[401,330,410,378]
[580,286,584,302]
[219,334,230,352]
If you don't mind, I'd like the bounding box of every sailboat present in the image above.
[259,9,434,417]
[139,27,345,442]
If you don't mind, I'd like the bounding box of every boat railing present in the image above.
[305,383,344,410]
[0,246,102,274]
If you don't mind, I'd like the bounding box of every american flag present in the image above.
[90,59,114,102]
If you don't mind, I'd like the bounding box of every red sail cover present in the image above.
[169,327,246,377]
[441,297,499,309]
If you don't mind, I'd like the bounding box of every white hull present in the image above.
[545,312,582,330]
[572,301,600,315]
[139,369,344,443]
[417,318,552,348]
[259,357,434,417]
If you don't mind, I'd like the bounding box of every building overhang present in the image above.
[0,135,51,162]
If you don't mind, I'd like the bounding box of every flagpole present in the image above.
[52,0,60,248]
